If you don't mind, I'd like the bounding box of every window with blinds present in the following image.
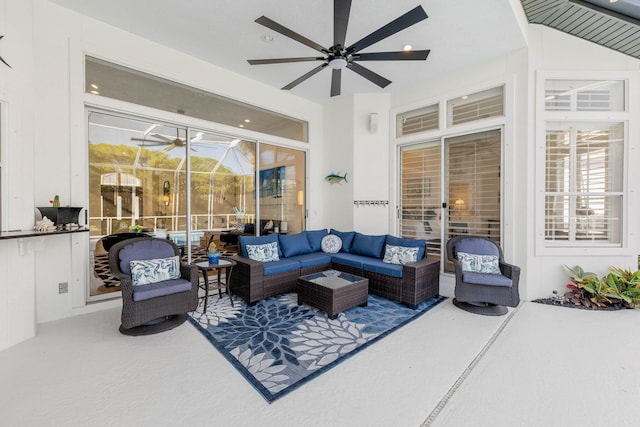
[544,122,623,245]
[447,86,504,126]
[396,104,439,137]
[399,142,442,258]
[544,80,625,112]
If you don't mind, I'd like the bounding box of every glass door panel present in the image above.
[445,129,502,272]
[258,144,305,235]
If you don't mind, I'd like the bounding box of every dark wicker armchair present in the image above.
[108,237,198,335]
[446,236,520,316]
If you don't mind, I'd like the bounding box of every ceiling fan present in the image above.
[131,129,197,152]
[247,0,430,97]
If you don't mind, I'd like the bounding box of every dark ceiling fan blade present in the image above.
[355,50,430,61]
[334,0,352,47]
[248,57,325,65]
[150,133,173,142]
[255,16,327,53]
[130,137,171,146]
[330,68,341,97]
[348,62,391,88]
[282,64,327,90]
[347,5,428,54]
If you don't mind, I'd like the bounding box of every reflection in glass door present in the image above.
[258,143,306,236]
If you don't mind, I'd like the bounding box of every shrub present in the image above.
[564,265,640,309]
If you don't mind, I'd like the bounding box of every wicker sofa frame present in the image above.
[229,248,439,309]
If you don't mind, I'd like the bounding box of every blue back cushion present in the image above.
[386,235,426,260]
[350,233,387,259]
[279,232,313,258]
[239,233,282,258]
[455,238,499,257]
[305,229,329,252]
[329,229,356,253]
[119,239,176,276]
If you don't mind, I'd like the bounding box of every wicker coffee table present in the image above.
[297,270,369,319]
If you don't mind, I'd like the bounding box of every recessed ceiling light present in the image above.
[261,34,274,42]
[403,44,413,52]
[239,124,245,128]
[90,90,100,95]
[244,119,251,123]
[461,95,469,100]
[90,83,99,89]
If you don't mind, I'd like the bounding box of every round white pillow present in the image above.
[321,234,342,253]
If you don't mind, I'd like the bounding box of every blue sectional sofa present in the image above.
[228,229,440,309]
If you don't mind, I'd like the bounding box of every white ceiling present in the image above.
[50,0,528,104]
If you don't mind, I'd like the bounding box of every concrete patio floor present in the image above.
[0,297,638,426]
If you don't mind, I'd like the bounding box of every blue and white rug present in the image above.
[188,292,446,403]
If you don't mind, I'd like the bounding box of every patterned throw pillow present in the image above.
[321,234,342,253]
[246,242,280,262]
[130,256,180,286]
[457,252,501,274]
[382,244,420,265]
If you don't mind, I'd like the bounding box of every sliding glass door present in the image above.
[399,128,502,272]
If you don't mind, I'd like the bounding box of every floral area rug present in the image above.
[188,292,446,403]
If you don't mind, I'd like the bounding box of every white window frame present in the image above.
[535,71,634,256]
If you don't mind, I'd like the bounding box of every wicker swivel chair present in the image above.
[108,237,198,335]
[446,236,520,316]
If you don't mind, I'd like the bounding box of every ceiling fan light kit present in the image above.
[247,0,430,97]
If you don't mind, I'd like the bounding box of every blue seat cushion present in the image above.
[305,229,329,252]
[385,235,426,260]
[279,232,313,257]
[119,239,176,276]
[262,258,301,276]
[330,253,367,270]
[463,272,513,287]
[329,229,356,253]
[350,233,387,259]
[362,258,403,278]
[132,278,192,302]
[239,233,282,258]
[455,238,500,257]
[289,252,332,268]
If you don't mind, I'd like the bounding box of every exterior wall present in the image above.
[389,50,529,298]
[525,25,640,300]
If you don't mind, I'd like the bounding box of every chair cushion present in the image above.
[321,234,342,253]
[386,235,426,259]
[130,256,180,286]
[118,239,176,275]
[463,271,513,287]
[239,233,282,258]
[246,242,280,262]
[455,238,499,256]
[329,229,356,252]
[262,258,301,276]
[279,232,312,257]
[457,252,501,274]
[350,233,387,259]
[362,258,403,278]
[382,244,420,265]
[132,278,193,302]
[305,229,329,252]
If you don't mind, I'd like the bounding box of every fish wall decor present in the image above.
[325,172,348,184]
